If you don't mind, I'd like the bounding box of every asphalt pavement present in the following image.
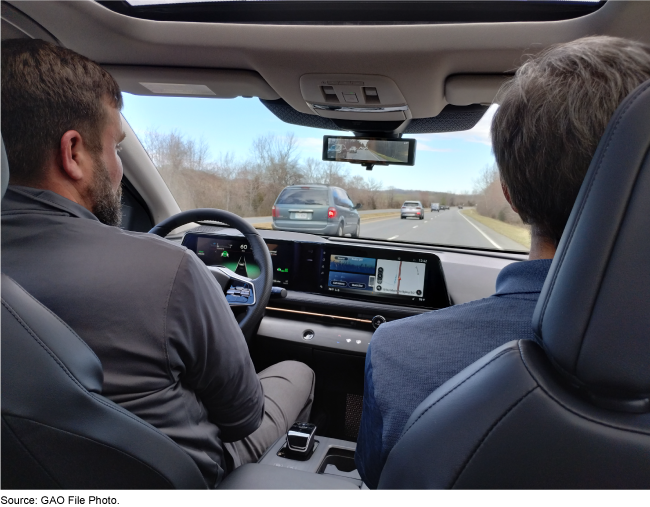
[360,208,528,252]
[343,150,384,162]
[245,208,528,252]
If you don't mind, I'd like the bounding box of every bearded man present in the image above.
[1,38,315,488]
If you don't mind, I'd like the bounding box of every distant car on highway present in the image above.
[430,203,440,212]
[458,205,464,209]
[349,146,358,153]
[272,184,362,237]
[401,201,424,220]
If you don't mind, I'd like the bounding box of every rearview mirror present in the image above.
[322,135,416,166]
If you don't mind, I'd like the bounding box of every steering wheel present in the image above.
[149,209,273,338]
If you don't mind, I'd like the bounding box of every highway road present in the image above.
[360,208,528,252]
[245,207,528,252]
[342,150,384,162]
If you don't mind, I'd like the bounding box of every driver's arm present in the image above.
[164,249,264,442]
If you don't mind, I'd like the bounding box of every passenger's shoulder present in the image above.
[378,297,490,330]
[371,297,497,345]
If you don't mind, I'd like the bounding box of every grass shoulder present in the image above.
[461,208,531,249]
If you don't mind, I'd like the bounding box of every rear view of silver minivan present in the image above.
[272,185,362,237]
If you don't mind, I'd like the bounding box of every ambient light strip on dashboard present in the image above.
[265,307,372,324]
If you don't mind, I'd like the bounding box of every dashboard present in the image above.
[182,232,451,310]
[178,227,523,355]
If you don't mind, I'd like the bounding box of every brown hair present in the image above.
[492,36,650,244]
[1,39,123,185]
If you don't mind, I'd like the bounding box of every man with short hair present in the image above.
[1,38,315,488]
[355,36,650,489]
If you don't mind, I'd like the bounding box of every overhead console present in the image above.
[300,74,411,122]
[182,232,450,311]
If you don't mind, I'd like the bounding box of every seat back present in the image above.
[379,79,650,489]
[1,138,207,489]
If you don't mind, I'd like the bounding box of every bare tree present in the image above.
[211,152,238,211]
[252,133,302,188]
[472,163,525,225]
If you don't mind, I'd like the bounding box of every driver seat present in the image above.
[378,79,650,488]
[0,137,208,489]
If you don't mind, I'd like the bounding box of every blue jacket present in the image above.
[355,259,552,488]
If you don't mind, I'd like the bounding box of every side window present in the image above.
[344,192,355,208]
[120,177,154,233]
[333,188,347,207]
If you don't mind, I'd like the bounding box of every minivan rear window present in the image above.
[277,188,329,205]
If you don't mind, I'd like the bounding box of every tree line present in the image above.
[473,164,526,226]
[142,129,478,217]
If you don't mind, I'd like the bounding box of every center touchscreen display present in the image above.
[327,254,426,301]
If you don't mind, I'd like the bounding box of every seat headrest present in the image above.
[533,79,650,407]
[1,135,9,200]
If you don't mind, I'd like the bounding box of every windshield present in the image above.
[122,94,530,253]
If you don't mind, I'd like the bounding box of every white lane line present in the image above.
[413,226,418,229]
[458,212,503,250]
[388,235,399,240]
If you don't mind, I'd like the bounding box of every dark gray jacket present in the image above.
[1,186,264,487]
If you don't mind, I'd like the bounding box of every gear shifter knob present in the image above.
[286,421,317,457]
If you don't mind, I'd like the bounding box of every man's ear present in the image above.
[501,180,519,213]
[59,130,93,182]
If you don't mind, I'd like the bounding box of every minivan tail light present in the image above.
[328,207,337,219]
[272,205,279,218]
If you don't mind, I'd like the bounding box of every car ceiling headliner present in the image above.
[7,1,650,118]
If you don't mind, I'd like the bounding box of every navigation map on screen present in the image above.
[327,254,425,298]
[375,259,424,296]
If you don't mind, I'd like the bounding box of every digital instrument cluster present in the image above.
[182,232,450,309]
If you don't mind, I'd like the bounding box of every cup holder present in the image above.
[317,448,361,482]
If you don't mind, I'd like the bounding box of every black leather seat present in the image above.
[0,138,208,489]
[379,79,650,489]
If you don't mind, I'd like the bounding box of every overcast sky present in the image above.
[122,93,497,193]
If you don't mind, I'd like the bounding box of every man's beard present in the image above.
[89,158,122,227]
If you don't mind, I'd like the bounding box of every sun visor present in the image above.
[445,74,512,106]
[103,66,280,100]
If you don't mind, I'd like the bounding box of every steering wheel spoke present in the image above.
[207,266,256,307]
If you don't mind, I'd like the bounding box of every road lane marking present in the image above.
[388,235,399,240]
[413,226,418,228]
[458,212,503,250]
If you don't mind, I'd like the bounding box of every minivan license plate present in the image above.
[291,212,312,220]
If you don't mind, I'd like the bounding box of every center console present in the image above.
[219,430,363,490]
[258,433,362,486]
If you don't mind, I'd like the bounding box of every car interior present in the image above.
[1,0,649,489]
